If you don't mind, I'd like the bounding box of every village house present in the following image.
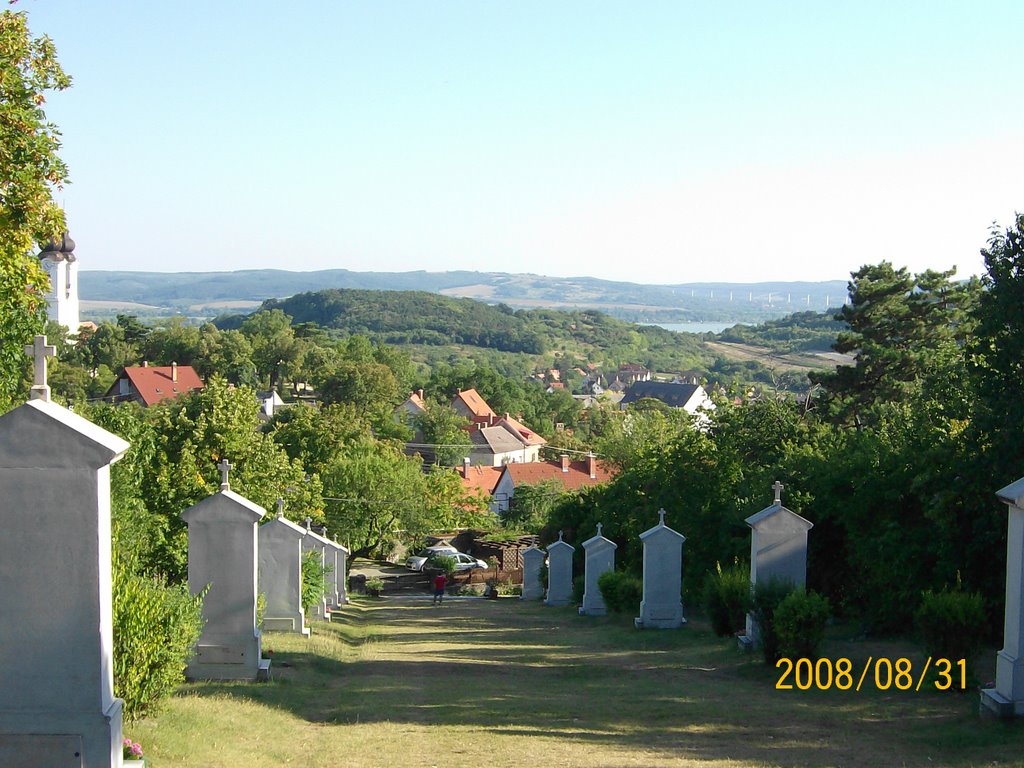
[491,453,615,514]
[451,387,496,427]
[619,381,716,423]
[104,362,204,406]
[456,459,503,514]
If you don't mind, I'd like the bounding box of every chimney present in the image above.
[417,388,424,400]
[142,360,148,368]
[171,361,178,382]
[462,457,471,478]
[561,455,570,473]
[586,452,597,479]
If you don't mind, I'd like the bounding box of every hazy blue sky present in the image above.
[22,1,1024,283]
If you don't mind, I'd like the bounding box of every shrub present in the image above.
[496,581,522,596]
[364,576,385,596]
[775,589,831,660]
[750,577,796,664]
[112,557,205,722]
[702,561,752,637]
[428,554,458,577]
[916,588,986,676]
[597,571,643,614]
[301,551,327,612]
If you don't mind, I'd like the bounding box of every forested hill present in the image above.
[218,288,709,371]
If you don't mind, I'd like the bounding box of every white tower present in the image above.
[38,232,80,333]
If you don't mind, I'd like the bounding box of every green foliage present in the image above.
[112,556,205,722]
[701,561,752,637]
[572,574,585,605]
[428,554,458,578]
[364,576,385,595]
[0,10,71,411]
[751,578,797,664]
[716,311,843,354]
[597,571,643,614]
[300,550,327,613]
[774,589,830,660]
[504,480,565,533]
[915,588,986,673]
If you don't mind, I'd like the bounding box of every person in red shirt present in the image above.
[432,572,448,605]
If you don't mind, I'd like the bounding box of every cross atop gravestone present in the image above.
[24,334,56,402]
[596,522,603,536]
[558,530,564,542]
[217,459,233,490]
[276,498,285,519]
[773,480,784,505]
[658,508,666,525]
[304,516,312,531]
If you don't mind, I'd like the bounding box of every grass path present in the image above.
[132,597,1023,767]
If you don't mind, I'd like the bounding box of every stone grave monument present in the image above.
[180,459,271,681]
[981,477,1024,717]
[742,481,813,645]
[521,545,545,601]
[258,499,310,636]
[579,523,617,616]
[635,509,686,629]
[0,335,129,767]
[545,531,575,606]
[318,529,350,609]
[302,518,331,621]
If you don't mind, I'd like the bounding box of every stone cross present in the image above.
[773,480,784,505]
[276,498,285,519]
[305,516,312,531]
[24,334,56,402]
[217,459,233,490]
[658,508,666,525]
[558,530,564,542]
[596,522,603,536]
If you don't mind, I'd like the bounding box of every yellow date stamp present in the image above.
[775,657,967,691]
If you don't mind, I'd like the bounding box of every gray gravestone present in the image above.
[635,509,686,629]
[258,501,309,635]
[318,530,350,608]
[302,518,330,621]
[743,481,813,642]
[580,523,616,616]
[981,477,1024,717]
[180,461,270,681]
[545,532,575,606]
[521,546,545,601]
[0,339,130,767]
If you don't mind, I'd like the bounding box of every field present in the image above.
[129,597,1022,767]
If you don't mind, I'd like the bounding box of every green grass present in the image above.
[129,598,1023,767]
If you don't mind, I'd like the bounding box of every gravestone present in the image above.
[579,523,617,616]
[258,500,310,636]
[180,460,270,681]
[302,518,331,621]
[545,532,575,606]
[981,477,1024,717]
[319,530,350,608]
[521,545,545,601]
[743,481,813,643]
[635,509,686,629]
[0,336,129,768]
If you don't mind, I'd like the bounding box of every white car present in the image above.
[405,545,458,572]
[406,548,487,572]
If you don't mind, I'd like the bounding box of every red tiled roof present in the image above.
[459,465,502,496]
[407,391,426,410]
[452,388,496,419]
[497,415,547,446]
[501,458,615,492]
[115,365,204,406]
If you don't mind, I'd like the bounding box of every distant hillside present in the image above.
[79,268,848,323]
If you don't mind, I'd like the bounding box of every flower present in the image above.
[122,738,144,759]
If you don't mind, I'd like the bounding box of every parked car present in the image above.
[405,545,458,571]
[406,548,487,573]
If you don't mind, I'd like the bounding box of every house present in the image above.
[104,362,203,406]
[617,364,652,386]
[394,389,428,438]
[492,454,615,514]
[257,390,286,419]
[619,381,715,421]
[451,388,497,427]
[456,459,503,514]
[469,426,536,466]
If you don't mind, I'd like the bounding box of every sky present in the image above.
[19,1,1024,284]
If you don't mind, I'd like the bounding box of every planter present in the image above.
[124,760,146,767]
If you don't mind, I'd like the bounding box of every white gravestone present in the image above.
[334,537,350,605]
[180,460,270,681]
[981,477,1024,717]
[0,341,130,768]
[521,545,546,601]
[744,481,813,641]
[635,509,686,629]
[580,523,617,616]
[318,529,350,608]
[302,518,331,621]
[545,532,575,606]
[258,500,310,636]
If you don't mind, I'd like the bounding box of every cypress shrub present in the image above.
[775,589,831,660]
[597,571,643,614]
[751,577,796,664]
[301,550,328,612]
[702,561,752,637]
[916,588,986,676]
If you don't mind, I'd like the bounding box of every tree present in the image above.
[413,398,472,466]
[0,10,71,411]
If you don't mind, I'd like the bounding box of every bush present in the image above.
[496,581,522,596]
[597,571,643,614]
[301,551,327,612]
[916,588,986,675]
[364,576,385,596]
[428,554,458,577]
[112,557,205,722]
[702,561,751,637]
[751,577,796,664]
[775,589,830,660]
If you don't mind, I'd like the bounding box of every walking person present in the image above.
[432,572,448,605]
